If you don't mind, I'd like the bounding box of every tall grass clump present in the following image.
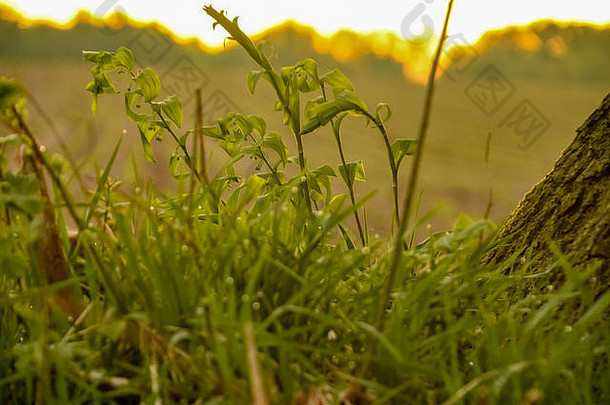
[0,2,608,404]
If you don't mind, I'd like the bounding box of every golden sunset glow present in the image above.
[1,1,609,83]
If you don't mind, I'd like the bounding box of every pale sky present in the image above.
[2,0,609,47]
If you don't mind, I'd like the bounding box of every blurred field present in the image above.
[1,10,609,235]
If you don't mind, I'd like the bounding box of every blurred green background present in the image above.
[1,6,609,235]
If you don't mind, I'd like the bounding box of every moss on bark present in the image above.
[485,91,610,294]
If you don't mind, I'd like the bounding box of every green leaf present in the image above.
[304,96,325,121]
[311,164,337,178]
[391,139,417,166]
[134,68,161,102]
[338,223,356,250]
[219,113,253,141]
[0,172,42,214]
[115,47,135,72]
[0,78,26,109]
[155,95,183,128]
[337,92,367,112]
[169,150,191,179]
[86,69,116,113]
[338,160,365,187]
[241,175,267,203]
[125,92,152,122]
[320,69,354,95]
[301,98,361,135]
[310,165,337,203]
[247,70,263,95]
[262,131,288,165]
[453,213,473,231]
[284,72,300,133]
[280,65,293,86]
[294,59,319,93]
[328,193,349,215]
[220,140,243,157]
[202,125,223,139]
[248,114,266,136]
[137,121,162,162]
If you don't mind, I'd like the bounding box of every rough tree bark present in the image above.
[485,91,610,292]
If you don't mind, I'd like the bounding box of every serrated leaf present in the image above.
[338,161,365,187]
[391,139,417,166]
[134,68,161,102]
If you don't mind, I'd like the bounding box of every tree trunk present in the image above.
[485,91,610,293]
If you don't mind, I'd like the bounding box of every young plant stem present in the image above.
[0,166,10,225]
[195,88,209,184]
[159,112,201,182]
[357,0,455,381]
[321,85,366,246]
[247,133,282,185]
[203,4,312,211]
[362,110,400,229]
[483,131,493,220]
[334,131,366,246]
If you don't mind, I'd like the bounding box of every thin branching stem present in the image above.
[321,85,366,246]
[195,88,209,184]
[159,112,201,182]
[357,0,455,381]
[362,110,400,229]
[203,4,312,211]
